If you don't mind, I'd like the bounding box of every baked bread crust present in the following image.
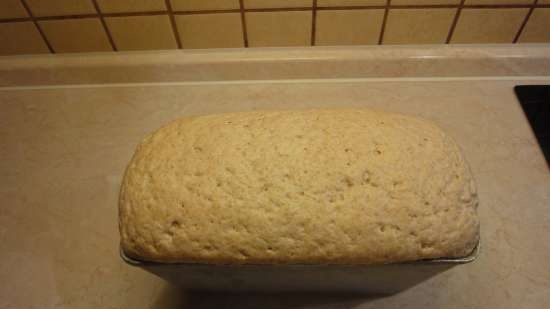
[119,108,479,264]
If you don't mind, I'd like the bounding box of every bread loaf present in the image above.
[119,108,479,264]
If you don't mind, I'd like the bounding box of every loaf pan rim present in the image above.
[119,240,480,267]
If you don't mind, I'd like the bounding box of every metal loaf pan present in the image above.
[120,241,479,294]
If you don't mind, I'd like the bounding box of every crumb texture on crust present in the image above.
[119,108,479,264]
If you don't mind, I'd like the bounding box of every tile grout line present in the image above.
[164,0,182,49]
[174,9,241,15]
[239,0,249,48]
[0,17,29,23]
[245,7,312,12]
[19,0,54,53]
[462,3,546,9]
[446,0,465,44]
[378,0,390,45]
[3,1,548,53]
[311,0,317,46]
[105,11,166,17]
[318,5,384,10]
[2,4,550,24]
[316,4,550,9]
[513,0,538,43]
[31,13,98,21]
[91,0,117,51]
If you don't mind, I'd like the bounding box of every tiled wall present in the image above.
[1,0,549,55]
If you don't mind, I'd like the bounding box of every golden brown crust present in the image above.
[119,108,479,264]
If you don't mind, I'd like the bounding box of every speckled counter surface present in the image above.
[1,46,550,309]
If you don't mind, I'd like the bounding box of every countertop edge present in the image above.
[1,44,550,87]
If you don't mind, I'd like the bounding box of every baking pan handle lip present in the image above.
[119,240,480,267]
[120,247,144,266]
[416,240,480,264]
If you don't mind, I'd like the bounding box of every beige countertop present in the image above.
[1,45,550,309]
